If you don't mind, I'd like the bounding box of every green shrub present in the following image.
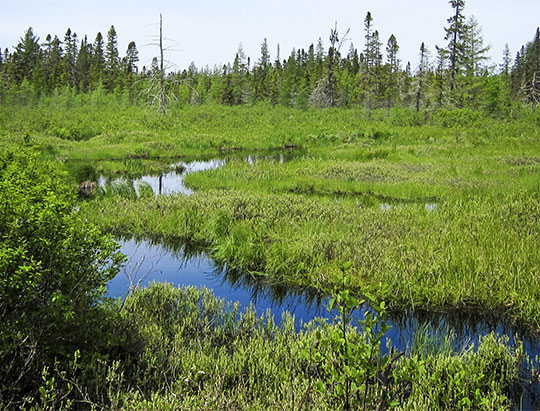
[0,149,124,406]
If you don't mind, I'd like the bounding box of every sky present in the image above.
[1,0,539,72]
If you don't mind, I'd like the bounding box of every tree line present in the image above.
[1,1,539,113]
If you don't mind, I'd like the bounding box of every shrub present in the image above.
[0,149,124,406]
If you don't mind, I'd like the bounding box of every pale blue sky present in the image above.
[2,0,539,71]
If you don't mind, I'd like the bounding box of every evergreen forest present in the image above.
[1,8,539,112]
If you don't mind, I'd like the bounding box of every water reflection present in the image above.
[109,239,540,355]
[109,238,328,327]
[108,237,540,407]
[98,152,300,197]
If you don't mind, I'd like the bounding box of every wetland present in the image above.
[3,104,540,409]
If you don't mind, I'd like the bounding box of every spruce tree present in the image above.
[11,27,41,85]
[444,0,467,93]
[104,25,120,92]
[363,12,374,72]
[511,47,525,96]
[434,45,449,106]
[385,34,400,107]
[362,12,382,108]
[91,32,105,87]
[77,37,89,91]
[258,38,270,69]
[231,43,249,104]
[124,41,139,75]
[253,38,271,102]
[500,43,511,76]
[63,28,78,89]
[279,50,297,106]
[43,35,63,92]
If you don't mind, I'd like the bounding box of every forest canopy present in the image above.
[0,4,539,113]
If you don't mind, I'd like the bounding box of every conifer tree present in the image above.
[445,0,467,93]
[124,41,139,74]
[385,34,401,107]
[363,12,374,72]
[500,43,511,76]
[279,49,297,106]
[463,16,490,77]
[104,25,120,91]
[258,38,271,69]
[231,43,249,104]
[11,27,41,85]
[253,38,271,102]
[460,16,490,107]
[63,28,78,88]
[42,35,63,92]
[362,12,382,108]
[76,36,92,92]
[511,47,526,96]
[123,40,139,90]
[91,32,105,87]
[312,38,324,87]
[434,45,449,106]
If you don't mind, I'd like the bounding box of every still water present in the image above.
[98,153,291,196]
[108,239,540,360]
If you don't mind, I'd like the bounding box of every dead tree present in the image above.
[521,72,540,110]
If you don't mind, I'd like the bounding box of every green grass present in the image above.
[35,284,524,410]
[3,103,537,326]
[183,138,540,201]
[1,103,539,162]
[2,103,540,408]
[10,102,528,328]
[81,188,540,330]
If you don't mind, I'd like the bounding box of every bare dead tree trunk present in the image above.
[521,71,540,110]
[533,72,539,111]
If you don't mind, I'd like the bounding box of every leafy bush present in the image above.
[0,149,124,406]
[432,108,482,127]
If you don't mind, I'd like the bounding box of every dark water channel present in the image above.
[108,239,539,353]
[107,238,540,408]
[97,153,539,354]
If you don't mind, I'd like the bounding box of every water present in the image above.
[108,238,329,327]
[107,238,540,407]
[379,202,439,212]
[94,152,538,405]
[98,152,294,197]
[109,239,540,355]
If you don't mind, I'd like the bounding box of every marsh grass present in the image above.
[2,104,539,161]
[32,284,527,409]
[3,103,540,408]
[81,187,540,330]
